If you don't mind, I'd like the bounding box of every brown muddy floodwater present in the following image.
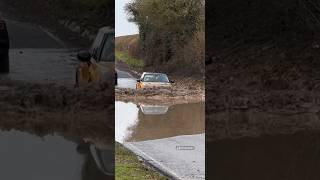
[115,101,205,143]
[207,111,320,180]
[0,130,114,180]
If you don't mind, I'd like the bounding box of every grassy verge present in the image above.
[116,143,167,180]
[116,50,145,69]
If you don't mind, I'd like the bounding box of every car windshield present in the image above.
[100,35,114,62]
[142,74,169,83]
[91,32,104,50]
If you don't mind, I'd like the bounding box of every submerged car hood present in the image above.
[142,82,171,86]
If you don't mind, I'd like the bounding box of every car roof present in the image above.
[142,72,167,76]
[99,27,114,34]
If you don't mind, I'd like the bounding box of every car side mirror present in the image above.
[170,80,175,84]
[77,50,91,62]
[137,79,141,83]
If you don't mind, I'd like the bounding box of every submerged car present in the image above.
[136,72,174,89]
[0,17,9,73]
[75,27,115,87]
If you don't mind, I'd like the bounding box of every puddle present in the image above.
[116,78,136,89]
[207,130,320,180]
[0,130,114,179]
[115,101,205,143]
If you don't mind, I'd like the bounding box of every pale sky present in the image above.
[115,0,139,37]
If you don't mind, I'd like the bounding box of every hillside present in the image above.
[116,34,142,58]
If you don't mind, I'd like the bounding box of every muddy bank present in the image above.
[207,110,320,141]
[206,0,320,111]
[206,42,320,113]
[115,77,205,104]
[0,80,114,142]
[206,42,320,140]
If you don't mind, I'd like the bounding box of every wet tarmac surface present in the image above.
[5,49,77,85]
[0,130,114,180]
[0,19,78,86]
[6,20,65,49]
[125,134,205,180]
[116,101,205,179]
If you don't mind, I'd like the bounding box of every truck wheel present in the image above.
[0,54,9,73]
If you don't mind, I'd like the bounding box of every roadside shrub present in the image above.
[126,0,205,75]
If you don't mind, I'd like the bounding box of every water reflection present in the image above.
[207,130,320,180]
[207,111,320,180]
[0,130,114,180]
[116,101,205,143]
[139,103,169,115]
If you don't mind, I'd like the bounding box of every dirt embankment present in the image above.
[0,80,114,142]
[207,43,320,113]
[206,0,320,140]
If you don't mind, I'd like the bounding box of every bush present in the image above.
[126,0,205,75]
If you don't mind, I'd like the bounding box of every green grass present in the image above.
[116,50,145,69]
[116,143,167,180]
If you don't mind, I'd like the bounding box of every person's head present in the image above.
[77,51,91,62]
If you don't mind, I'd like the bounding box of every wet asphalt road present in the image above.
[1,18,78,86]
[116,101,205,180]
[7,20,64,49]
[116,64,138,89]
[125,134,205,180]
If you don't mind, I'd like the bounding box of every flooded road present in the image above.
[116,101,205,179]
[116,68,137,89]
[0,130,113,180]
[116,78,136,89]
[5,49,77,85]
[115,101,205,143]
[0,19,79,86]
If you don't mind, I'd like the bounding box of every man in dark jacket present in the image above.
[0,16,9,73]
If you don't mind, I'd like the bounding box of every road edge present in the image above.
[123,142,182,180]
